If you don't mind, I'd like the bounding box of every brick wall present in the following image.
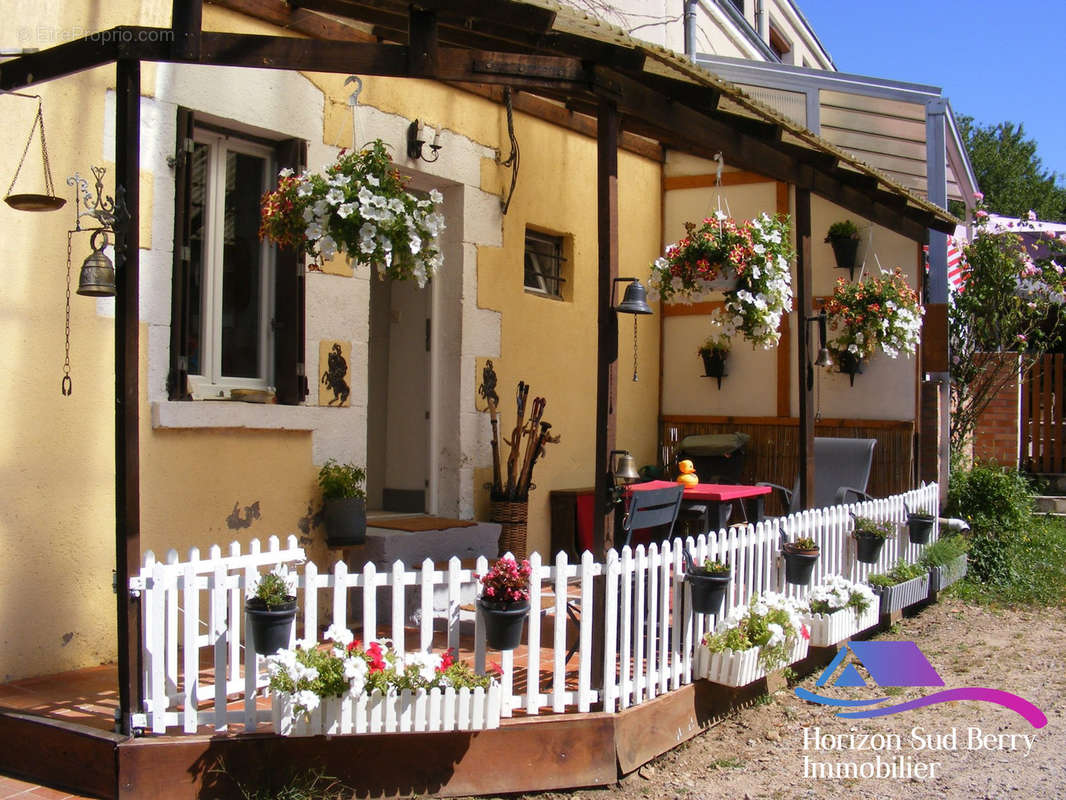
[973,353,1021,467]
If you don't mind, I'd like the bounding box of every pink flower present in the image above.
[976,209,989,219]
[1028,210,1038,221]
[974,191,984,202]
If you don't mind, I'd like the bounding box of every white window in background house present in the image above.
[185,129,275,396]
[524,229,567,299]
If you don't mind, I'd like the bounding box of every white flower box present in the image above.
[930,554,968,592]
[804,604,879,647]
[871,573,930,615]
[272,685,502,737]
[694,637,809,687]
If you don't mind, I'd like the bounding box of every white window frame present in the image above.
[187,129,276,399]
[524,229,566,299]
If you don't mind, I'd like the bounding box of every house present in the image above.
[0,0,957,742]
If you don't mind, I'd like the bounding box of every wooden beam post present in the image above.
[407,6,439,76]
[115,58,142,736]
[171,0,203,60]
[593,99,620,558]
[795,187,814,509]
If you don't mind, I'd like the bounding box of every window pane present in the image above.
[220,150,266,379]
[186,142,208,376]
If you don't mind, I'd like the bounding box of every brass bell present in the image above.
[77,229,116,297]
[615,278,653,315]
[614,451,640,483]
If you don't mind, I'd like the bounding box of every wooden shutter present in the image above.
[167,107,195,400]
[273,138,308,405]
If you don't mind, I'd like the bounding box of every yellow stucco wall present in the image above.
[474,111,663,557]
[0,3,664,679]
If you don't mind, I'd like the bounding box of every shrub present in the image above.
[919,536,968,569]
[946,462,1032,532]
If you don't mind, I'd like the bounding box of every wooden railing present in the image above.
[1023,353,1065,474]
[131,484,939,734]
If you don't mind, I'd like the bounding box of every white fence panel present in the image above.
[133,485,941,733]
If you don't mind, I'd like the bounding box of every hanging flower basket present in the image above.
[649,212,794,349]
[824,268,924,370]
[685,558,731,615]
[260,139,445,286]
[907,513,935,544]
[781,539,820,585]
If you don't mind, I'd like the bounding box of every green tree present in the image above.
[956,116,1066,222]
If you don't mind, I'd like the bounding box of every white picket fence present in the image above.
[129,483,939,734]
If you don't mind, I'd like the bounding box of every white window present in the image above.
[524,229,567,299]
[186,129,275,396]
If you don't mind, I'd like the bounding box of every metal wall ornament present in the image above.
[58,166,130,395]
[4,94,66,212]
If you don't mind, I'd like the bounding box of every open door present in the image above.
[367,275,430,512]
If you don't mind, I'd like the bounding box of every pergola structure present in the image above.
[0,0,957,742]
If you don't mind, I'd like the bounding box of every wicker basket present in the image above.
[491,500,528,560]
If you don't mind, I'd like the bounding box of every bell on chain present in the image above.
[77,229,116,297]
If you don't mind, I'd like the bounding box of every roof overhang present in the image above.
[0,0,958,239]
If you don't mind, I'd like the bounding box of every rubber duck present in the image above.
[677,458,699,486]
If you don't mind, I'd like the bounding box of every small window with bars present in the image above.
[524,229,567,299]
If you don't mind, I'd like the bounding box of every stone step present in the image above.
[1033,495,1066,514]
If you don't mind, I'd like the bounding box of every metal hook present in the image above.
[345,75,363,107]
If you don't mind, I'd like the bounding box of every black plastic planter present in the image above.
[324,496,367,546]
[479,598,530,650]
[246,598,298,656]
[908,514,934,544]
[700,351,728,389]
[830,238,860,279]
[782,550,819,585]
[854,532,886,564]
[686,571,730,615]
[837,350,864,386]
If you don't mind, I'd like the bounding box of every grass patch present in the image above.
[952,515,1066,606]
[709,757,745,770]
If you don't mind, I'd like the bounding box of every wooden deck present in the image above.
[0,646,839,800]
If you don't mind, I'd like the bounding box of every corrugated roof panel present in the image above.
[736,83,807,127]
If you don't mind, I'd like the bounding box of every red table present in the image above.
[627,480,772,533]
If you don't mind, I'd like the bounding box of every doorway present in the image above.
[367,274,430,512]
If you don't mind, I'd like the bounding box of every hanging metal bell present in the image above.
[616,278,653,315]
[77,230,116,297]
[614,451,640,483]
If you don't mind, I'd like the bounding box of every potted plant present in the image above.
[649,211,794,349]
[825,219,860,278]
[685,557,731,615]
[260,139,445,286]
[906,506,936,544]
[823,269,924,386]
[867,559,931,615]
[318,459,367,546]
[268,625,503,736]
[697,331,730,388]
[804,575,879,646]
[695,592,810,686]
[851,515,894,564]
[477,556,532,650]
[245,565,299,656]
[919,536,969,593]
[781,536,820,585]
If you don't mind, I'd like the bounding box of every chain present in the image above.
[38,100,56,197]
[631,313,639,382]
[61,230,73,396]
